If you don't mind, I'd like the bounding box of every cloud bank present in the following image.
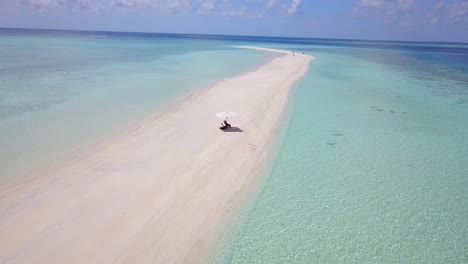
[354,0,468,26]
[14,0,304,17]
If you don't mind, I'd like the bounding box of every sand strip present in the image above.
[0,47,314,264]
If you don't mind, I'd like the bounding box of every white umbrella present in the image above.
[215,111,237,120]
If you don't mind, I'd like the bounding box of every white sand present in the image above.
[0,47,314,264]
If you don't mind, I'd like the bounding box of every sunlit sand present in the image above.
[0,47,314,263]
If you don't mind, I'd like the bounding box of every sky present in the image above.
[0,0,467,42]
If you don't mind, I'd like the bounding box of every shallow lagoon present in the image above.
[0,30,277,179]
[211,44,468,263]
[1,30,467,263]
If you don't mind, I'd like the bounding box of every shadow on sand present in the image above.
[219,127,244,132]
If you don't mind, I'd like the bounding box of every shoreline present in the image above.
[0,49,280,188]
[0,46,314,263]
[206,52,315,264]
[205,47,314,263]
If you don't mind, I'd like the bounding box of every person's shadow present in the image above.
[219,127,243,132]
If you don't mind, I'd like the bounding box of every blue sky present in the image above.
[0,0,467,42]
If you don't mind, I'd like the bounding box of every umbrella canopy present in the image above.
[215,111,237,120]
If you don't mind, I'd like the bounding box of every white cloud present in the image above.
[357,0,415,16]
[113,0,196,13]
[20,0,101,10]
[358,0,385,8]
[266,0,277,8]
[60,0,102,10]
[428,0,468,24]
[165,0,192,13]
[197,0,216,13]
[20,0,57,9]
[355,0,468,27]
[284,0,301,15]
[112,0,191,12]
[113,0,151,8]
[13,0,309,17]
[279,0,301,15]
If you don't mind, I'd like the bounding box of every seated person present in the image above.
[220,120,232,129]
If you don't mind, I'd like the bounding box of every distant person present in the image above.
[220,120,231,130]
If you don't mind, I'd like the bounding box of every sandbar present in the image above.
[0,46,314,263]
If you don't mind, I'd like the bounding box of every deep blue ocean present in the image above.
[1,28,467,263]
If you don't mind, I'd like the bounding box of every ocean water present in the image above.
[1,29,467,263]
[0,29,277,179]
[210,43,468,262]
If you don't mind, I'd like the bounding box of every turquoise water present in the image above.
[1,30,467,263]
[211,46,468,263]
[0,31,277,179]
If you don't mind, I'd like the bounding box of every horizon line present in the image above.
[1,27,467,46]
